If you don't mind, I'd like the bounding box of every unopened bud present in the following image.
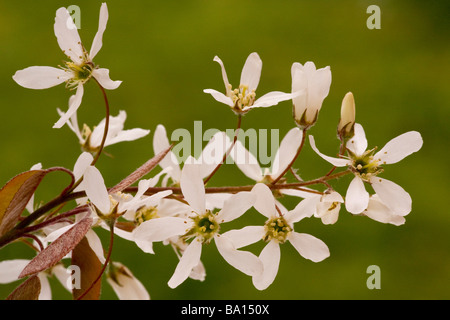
[337,92,355,138]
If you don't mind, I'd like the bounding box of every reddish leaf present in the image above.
[19,217,93,278]
[6,275,41,300]
[109,144,173,194]
[0,170,47,236]
[72,236,103,300]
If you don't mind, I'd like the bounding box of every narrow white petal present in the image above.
[288,232,330,262]
[54,7,84,64]
[13,66,69,89]
[153,124,181,182]
[89,3,108,59]
[53,84,84,129]
[213,55,231,95]
[309,135,350,167]
[215,235,262,276]
[197,131,231,178]
[374,131,423,165]
[92,68,122,90]
[107,263,150,300]
[168,239,202,288]
[222,226,264,249]
[105,128,150,147]
[271,127,302,178]
[85,229,106,264]
[249,91,294,110]
[73,152,94,180]
[371,177,412,216]
[252,241,280,291]
[133,217,191,245]
[346,123,367,156]
[229,140,263,181]
[84,166,110,213]
[216,191,255,223]
[0,260,30,283]
[251,183,278,218]
[203,89,234,106]
[37,273,52,300]
[180,158,206,214]
[240,52,262,91]
[345,176,370,214]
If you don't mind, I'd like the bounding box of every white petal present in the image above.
[346,123,367,156]
[240,52,262,91]
[153,124,181,181]
[196,131,231,178]
[73,152,93,180]
[270,127,302,178]
[53,84,84,129]
[107,262,150,300]
[84,166,110,213]
[89,3,108,59]
[54,7,84,64]
[229,140,263,181]
[168,239,202,288]
[309,135,350,167]
[251,183,278,218]
[105,128,150,147]
[248,91,294,110]
[52,264,72,292]
[371,177,412,216]
[363,195,405,226]
[288,232,330,262]
[215,235,262,277]
[13,66,69,89]
[133,217,191,245]
[203,89,234,106]
[222,226,265,249]
[180,158,206,214]
[252,241,280,291]
[345,176,370,214]
[37,273,52,300]
[92,68,122,90]
[213,55,231,95]
[285,195,321,224]
[0,260,30,283]
[85,229,106,264]
[374,131,423,165]
[216,191,255,223]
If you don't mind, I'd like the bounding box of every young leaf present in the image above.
[72,236,103,300]
[0,170,47,236]
[109,144,173,194]
[19,217,93,278]
[6,275,41,300]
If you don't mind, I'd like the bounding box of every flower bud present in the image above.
[337,92,355,138]
[291,62,332,129]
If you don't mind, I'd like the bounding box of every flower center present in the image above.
[228,84,256,112]
[184,210,219,244]
[263,216,292,244]
[62,61,95,89]
[135,206,159,225]
[350,149,383,182]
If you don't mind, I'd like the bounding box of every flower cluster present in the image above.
[0,3,423,300]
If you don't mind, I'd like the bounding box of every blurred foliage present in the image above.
[0,0,449,299]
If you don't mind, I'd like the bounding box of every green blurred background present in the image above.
[0,0,449,300]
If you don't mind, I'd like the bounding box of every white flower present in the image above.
[12,3,121,129]
[106,262,150,300]
[203,52,294,114]
[59,109,150,152]
[223,183,329,290]
[291,61,331,128]
[309,123,423,216]
[132,157,262,288]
